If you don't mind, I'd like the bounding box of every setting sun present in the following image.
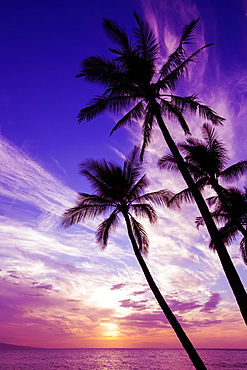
[101,323,119,337]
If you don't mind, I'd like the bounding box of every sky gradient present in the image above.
[1,0,247,349]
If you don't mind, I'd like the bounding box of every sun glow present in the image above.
[101,323,119,337]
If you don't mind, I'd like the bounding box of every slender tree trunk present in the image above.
[123,212,207,370]
[152,101,247,325]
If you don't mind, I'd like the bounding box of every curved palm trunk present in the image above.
[123,212,207,370]
[152,101,247,325]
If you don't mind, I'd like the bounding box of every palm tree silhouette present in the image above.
[197,187,247,264]
[158,123,247,263]
[62,147,207,370]
[76,13,247,323]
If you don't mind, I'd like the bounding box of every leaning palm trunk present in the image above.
[123,212,207,370]
[152,101,247,325]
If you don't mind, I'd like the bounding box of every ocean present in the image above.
[0,348,246,370]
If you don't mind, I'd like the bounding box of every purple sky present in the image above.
[0,0,247,348]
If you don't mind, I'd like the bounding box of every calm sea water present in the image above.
[0,348,246,370]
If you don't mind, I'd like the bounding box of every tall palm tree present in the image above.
[62,147,207,370]
[76,13,247,323]
[158,123,247,263]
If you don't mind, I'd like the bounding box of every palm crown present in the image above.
[77,13,224,157]
[158,123,247,203]
[197,187,247,264]
[159,123,247,263]
[62,146,173,254]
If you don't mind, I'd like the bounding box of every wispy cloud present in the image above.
[1,0,247,347]
[200,292,221,313]
[111,283,126,290]
[119,299,148,310]
[0,135,75,214]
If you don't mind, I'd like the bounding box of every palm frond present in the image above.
[201,122,218,142]
[131,203,157,224]
[209,221,239,250]
[132,12,159,65]
[109,100,145,136]
[158,153,179,172]
[129,215,149,254]
[178,130,227,177]
[198,104,225,126]
[77,193,113,205]
[195,215,205,228]
[201,123,228,172]
[179,142,208,167]
[206,195,220,207]
[76,56,125,87]
[209,208,229,225]
[124,145,142,171]
[140,104,154,160]
[159,19,200,78]
[118,147,147,200]
[79,159,113,196]
[138,189,175,207]
[203,195,228,223]
[96,211,120,248]
[209,187,247,222]
[169,187,195,206]
[105,81,142,97]
[128,174,148,200]
[240,237,247,265]
[159,98,190,134]
[186,162,208,181]
[170,177,209,208]
[181,18,199,44]
[170,96,225,126]
[102,18,131,54]
[220,160,247,183]
[123,146,144,188]
[158,151,205,183]
[77,95,133,123]
[62,201,110,227]
[159,44,211,90]
[194,176,209,191]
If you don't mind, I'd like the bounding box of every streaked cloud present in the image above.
[0,0,247,349]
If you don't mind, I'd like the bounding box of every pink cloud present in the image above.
[27,293,44,297]
[181,318,222,328]
[168,299,202,313]
[110,283,126,290]
[120,311,170,329]
[132,290,149,296]
[34,284,53,290]
[119,299,148,310]
[200,293,221,313]
[119,310,222,331]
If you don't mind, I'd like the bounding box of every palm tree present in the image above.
[62,147,207,370]
[158,123,247,263]
[76,13,247,323]
[196,187,247,264]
